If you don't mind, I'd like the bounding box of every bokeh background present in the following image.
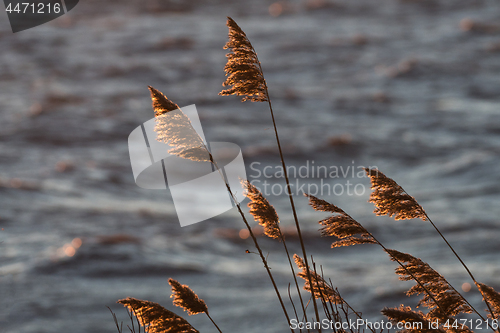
[1,0,500,332]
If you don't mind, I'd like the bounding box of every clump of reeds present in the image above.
[112,16,500,333]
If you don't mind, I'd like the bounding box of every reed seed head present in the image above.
[118,297,200,333]
[293,254,341,303]
[148,86,179,116]
[477,282,500,319]
[365,168,427,221]
[385,249,472,318]
[149,86,211,162]
[242,180,281,239]
[219,17,268,102]
[169,278,208,316]
[305,194,376,248]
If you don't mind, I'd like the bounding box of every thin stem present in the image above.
[255,55,322,333]
[423,212,497,328]
[287,283,303,333]
[206,312,223,333]
[278,230,310,332]
[209,155,294,332]
[367,232,446,314]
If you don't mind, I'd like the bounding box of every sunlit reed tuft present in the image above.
[149,86,211,162]
[477,283,500,319]
[148,86,180,116]
[293,254,341,303]
[305,194,376,248]
[219,17,268,102]
[242,180,281,239]
[365,168,427,221]
[382,305,444,333]
[118,297,199,333]
[385,249,472,318]
[169,278,208,316]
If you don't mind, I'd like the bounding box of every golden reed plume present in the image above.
[149,86,179,116]
[365,168,427,221]
[305,194,376,248]
[242,180,281,239]
[385,249,472,319]
[219,17,268,102]
[477,283,500,319]
[149,86,211,162]
[293,254,341,303]
[118,297,199,333]
[382,305,446,333]
[168,278,208,316]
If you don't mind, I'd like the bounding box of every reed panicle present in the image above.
[242,180,281,239]
[293,254,341,303]
[382,305,445,333]
[168,278,208,315]
[117,297,199,333]
[365,168,427,221]
[385,249,472,318]
[149,86,180,116]
[149,86,211,162]
[219,17,268,102]
[169,279,223,333]
[477,283,500,319]
[305,194,376,248]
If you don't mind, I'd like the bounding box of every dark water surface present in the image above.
[1,0,500,332]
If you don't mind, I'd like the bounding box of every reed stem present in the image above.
[209,155,294,332]
[206,312,223,333]
[256,56,322,333]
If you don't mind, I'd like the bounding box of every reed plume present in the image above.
[365,168,427,221]
[118,297,199,333]
[149,86,180,116]
[168,278,208,315]
[219,17,268,102]
[169,279,222,333]
[382,305,445,333]
[149,86,211,162]
[306,194,376,248]
[242,180,281,239]
[294,254,341,303]
[477,283,500,319]
[385,249,472,318]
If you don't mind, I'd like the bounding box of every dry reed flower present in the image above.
[168,278,208,316]
[293,254,341,303]
[149,86,211,162]
[382,305,445,333]
[219,17,268,102]
[365,168,427,221]
[477,283,500,319]
[385,249,472,318]
[149,86,180,116]
[118,297,199,333]
[242,180,281,239]
[306,194,376,247]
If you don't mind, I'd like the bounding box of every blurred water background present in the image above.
[1,0,500,332]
